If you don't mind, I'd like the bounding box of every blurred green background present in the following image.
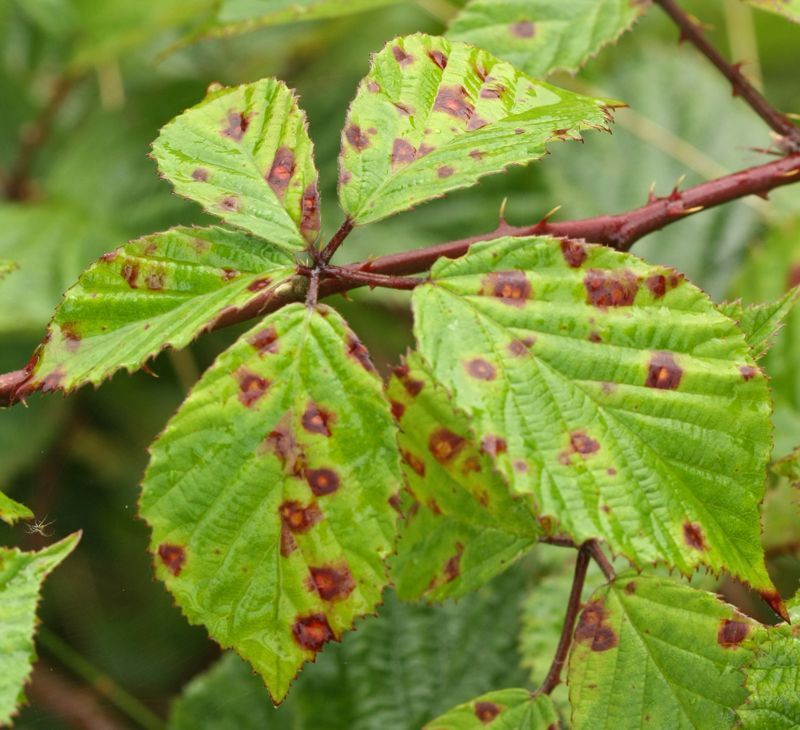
[1,0,798,727]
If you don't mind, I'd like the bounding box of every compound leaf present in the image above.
[387,352,539,602]
[745,0,800,23]
[338,34,618,225]
[153,79,321,250]
[0,491,33,526]
[17,226,295,396]
[424,689,557,729]
[0,533,81,726]
[448,0,649,78]
[413,236,778,604]
[718,286,800,360]
[568,573,755,730]
[140,303,401,702]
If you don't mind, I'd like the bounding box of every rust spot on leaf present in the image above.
[392,45,414,66]
[306,468,340,496]
[427,50,448,69]
[247,277,272,292]
[309,565,355,602]
[345,125,370,151]
[429,428,465,463]
[266,146,295,198]
[624,581,636,595]
[718,619,750,648]
[192,168,209,182]
[467,115,489,131]
[480,84,505,100]
[584,269,638,307]
[393,364,424,396]
[301,183,320,238]
[418,143,436,157]
[571,431,600,455]
[740,365,758,381]
[465,358,496,381]
[347,335,375,372]
[221,111,250,141]
[121,263,139,288]
[433,85,474,122]
[367,80,380,93]
[292,613,334,652]
[220,195,239,212]
[507,339,529,357]
[469,149,485,161]
[437,165,454,178]
[248,325,279,355]
[575,600,617,652]
[401,450,426,477]
[100,251,118,263]
[339,168,352,186]
[390,400,405,420]
[561,239,587,268]
[392,138,416,167]
[302,403,332,436]
[158,543,186,576]
[61,323,82,351]
[280,499,322,534]
[510,20,535,38]
[646,274,666,298]
[444,542,464,582]
[481,435,507,457]
[683,522,706,550]
[236,370,269,407]
[646,353,683,390]
[513,459,528,473]
[481,271,531,306]
[474,702,501,724]
[146,272,165,291]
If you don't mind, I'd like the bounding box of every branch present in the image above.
[319,217,355,264]
[535,544,591,696]
[654,0,800,151]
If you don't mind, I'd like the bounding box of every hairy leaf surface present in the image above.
[338,34,617,225]
[140,303,401,702]
[425,689,557,729]
[387,352,539,601]
[0,533,80,725]
[153,79,321,249]
[568,573,754,730]
[745,0,800,22]
[413,236,776,598]
[19,226,295,395]
[448,0,648,78]
[0,491,33,526]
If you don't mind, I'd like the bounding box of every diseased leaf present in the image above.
[424,689,557,729]
[569,572,755,730]
[338,34,618,225]
[718,286,800,360]
[17,226,295,396]
[153,79,321,250]
[0,491,33,526]
[745,0,800,23]
[387,352,539,602]
[413,236,777,602]
[140,303,401,702]
[448,0,649,78]
[0,533,81,726]
[737,592,800,729]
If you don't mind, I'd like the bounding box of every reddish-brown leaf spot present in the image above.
[280,524,298,557]
[575,600,618,652]
[391,138,416,167]
[480,84,506,100]
[444,542,464,582]
[345,124,370,151]
[589,331,602,343]
[418,143,436,157]
[392,101,414,116]
[646,274,667,298]
[481,434,507,457]
[220,195,239,212]
[248,325,279,355]
[121,263,139,288]
[292,613,334,652]
[301,183,320,238]
[433,85,474,122]
[266,146,295,198]
[760,590,790,622]
[507,338,529,357]
[347,335,376,373]
[220,268,238,281]
[388,493,403,513]
[465,358,496,381]
[393,364,425,396]
[38,368,66,394]
[158,543,186,576]
[513,459,528,473]
[390,400,405,420]
[624,581,636,595]
[510,20,535,38]
[280,499,322,534]
[302,403,332,436]
[146,272,165,291]
[584,269,638,307]
[740,365,758,381]
[309,565,355,602]
[221,111,250,141]
[339,168,352,186]
[718,619,750,648]
[561,239,588,268]
[683,521,706,550]
[401,449,426,477]
[481,271,531,306]
[571,430,600,456]
[469,149,485,161]
[247,277,272,292]
[236,370,269,407]
[467,115,489,131]
[100,251,118,263]
[427,50,448,69]
[306,468,340,496]
[392,45,414,66]
[646,352,683,390]
[192,168,209,182]
[474,702,501,724]
[437,165,455,179]
[429,428,465,463]
[367,80,380,93]
[60,323,82,352]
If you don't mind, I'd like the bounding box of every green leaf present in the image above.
[424,689,557,729]
[153,78,321,250]
[772,446,800,484]
[737,592,800,729]
[140,303,401,702]
[338,33,618,226]
[448,0,648,78]
[745,0,800,23]
[17,226,295,395]
[0,533,81,725]
[568,572,755,730]
[0,491,33,526]
[387,352,539,601]
[718,286,800,360]
[412,236,777,600]
[0,259,16,280]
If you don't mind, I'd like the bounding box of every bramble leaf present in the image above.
[448,0,649,78]
[718,286,800,360]
[0,533,81,726]
[153,79,321,249]
[0,491,33,526]
[745,0,800,23]
[18,226,295,396]
[338,34,618,225]
[568,573,755,730]
[387,352,539,602]
[424,689,557,729]
[413,236,777,601]
[140,303,401,702]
